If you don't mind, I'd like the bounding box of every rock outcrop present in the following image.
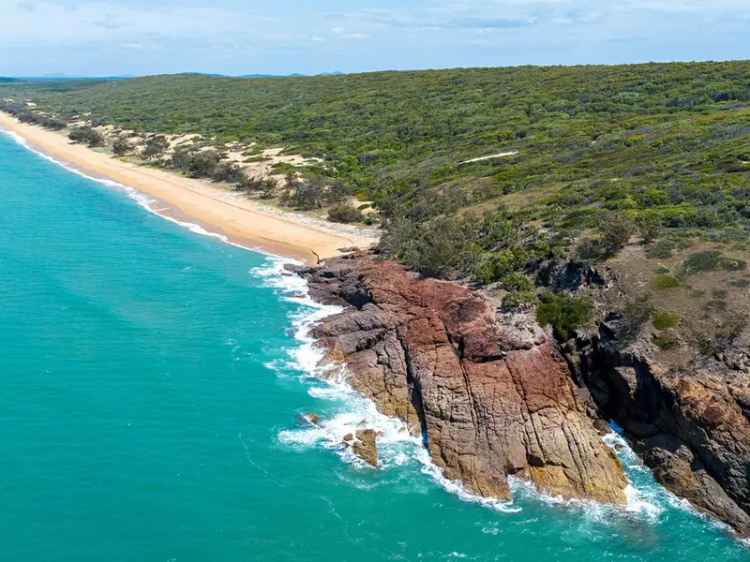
[568,320,750,535]
[299,253,628,504]
[350,429,378,467]
[298,412,321,426]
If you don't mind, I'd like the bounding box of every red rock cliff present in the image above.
[300,253,627,504]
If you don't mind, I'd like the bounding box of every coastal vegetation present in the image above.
[68,126,104,147]
[2,61,750,351]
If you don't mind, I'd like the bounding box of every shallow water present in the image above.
[2,131,749,561]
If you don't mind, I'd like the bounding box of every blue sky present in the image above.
[1,0,749,76]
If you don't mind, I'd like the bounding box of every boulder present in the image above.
[351,429,378,467]
[298,412,321,426]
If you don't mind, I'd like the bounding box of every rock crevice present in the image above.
[567,318,750,535]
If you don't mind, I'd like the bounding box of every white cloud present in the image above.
[3,0,746,47]
[0,0,747,76]
[1,1,269,44]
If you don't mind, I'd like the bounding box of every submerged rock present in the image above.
[301,253,627,504]
[298,412,321,426]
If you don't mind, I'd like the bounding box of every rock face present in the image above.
[300,253,627,504]
[568,321,750,535]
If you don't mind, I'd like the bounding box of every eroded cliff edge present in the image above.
[567,320,750,535]
[297,253,628,505]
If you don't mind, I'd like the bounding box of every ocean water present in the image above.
[1,130,749,562]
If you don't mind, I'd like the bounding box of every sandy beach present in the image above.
[0,112,378,264]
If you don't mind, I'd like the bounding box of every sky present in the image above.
[1,0,748,77]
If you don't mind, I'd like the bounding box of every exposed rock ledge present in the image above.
[298,253,627,504]
[567,320,750,536]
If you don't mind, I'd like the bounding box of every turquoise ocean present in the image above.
[2,130,749,561]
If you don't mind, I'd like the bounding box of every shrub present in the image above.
[712,288,728,299]
[575,238,603,262]
[280,174,328,210]
[497,272,535,311]
[646,239,675,259]
[636,214,661,244]
[653,333,679,350]
[652,310,681,330]
[722,257,748,272]
[142,135,169,159]
[475,250,525,284]
[8,107,66,130]
[393,215,479,278]
[112,137,130,156]
[536,292,593,341]
[682,250,748,275]
[682,250,724,274]
[239,177,276,198]
[716,312,748,346]
[501,272,533,292]
[501,290,537,312]
[171,148,193,171]
[327,204,363,223]
[599,213,635,256]
[187,150,220,178]
[575,214,635,262]
[212,163,245,184]
[696,312,747,356]
[653,274,680,289]
[68,126,104,147]
[37,115,66,130]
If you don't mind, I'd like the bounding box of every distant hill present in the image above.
[239,73,305,78]
[0,77,19,83]
[238,72,342,78]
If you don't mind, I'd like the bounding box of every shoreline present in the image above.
[0,112,378,264]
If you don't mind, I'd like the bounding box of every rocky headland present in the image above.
[298,252,627,504]
[297,252,750,537]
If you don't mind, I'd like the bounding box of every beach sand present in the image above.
[0,113,378,264]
